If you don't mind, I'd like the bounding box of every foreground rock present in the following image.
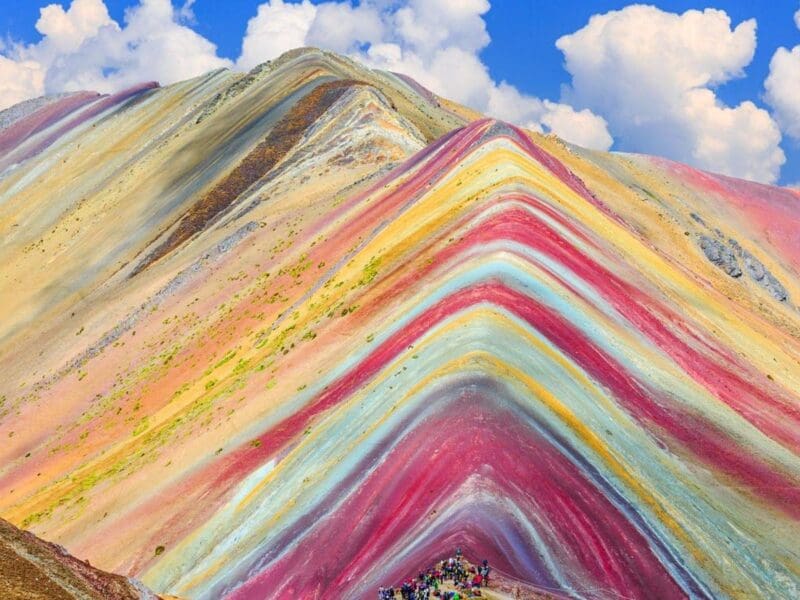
[0,518,163,600]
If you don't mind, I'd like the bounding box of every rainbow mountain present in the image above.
[0,48,799,599]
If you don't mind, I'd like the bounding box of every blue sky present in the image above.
[1,1,799,185]
[481,1,800,185]
[484,2,798,103]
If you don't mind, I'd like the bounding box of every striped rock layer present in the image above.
[0,48,799,599]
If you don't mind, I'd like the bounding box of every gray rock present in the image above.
[690,212,707,227]
[762,273,788,302]
[740,250,788,301]
[741,251,766,282]
[699,236,742,278]
[196,62,274,124]
[0,93,74,132]
[721,236,790,302]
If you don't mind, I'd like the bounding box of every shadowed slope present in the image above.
[131,79,363,275]
[0,518,159,600]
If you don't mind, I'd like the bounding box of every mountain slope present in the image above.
[0,48,799,599]
[0,517,161,600]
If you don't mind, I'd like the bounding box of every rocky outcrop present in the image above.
[729,238,789,301]
[695,217,789,302]
[0,518,162,599]
[699,235,742,278]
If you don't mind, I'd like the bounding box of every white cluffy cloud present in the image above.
[1,1,794,184]
[237,0,614,151]
[0,57,45,112]
[1,0,611,150]
[764,8,800,141]
[556,5,784,184]
[0,0,230,109]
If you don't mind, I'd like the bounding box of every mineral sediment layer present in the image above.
[0,48,799,599]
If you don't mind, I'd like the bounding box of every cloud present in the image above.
[0,56,45,111]
[177,0,198,24]
[35,0,113,53]
[44,0,231,94]
[0,0,612,151]
[3,0,789,183]
[237,0,613,150]
[306,2,384,55]
[482,82,612,150]
[0,0,113,108]
[539,101,614,150]
[556,5,784,183]
[0,0,230,108]
[239,0,317,70]
[764,11,800,141]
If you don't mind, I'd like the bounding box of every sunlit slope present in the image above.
[1,49,799,600]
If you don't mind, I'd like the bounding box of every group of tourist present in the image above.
[378,548,492,599]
